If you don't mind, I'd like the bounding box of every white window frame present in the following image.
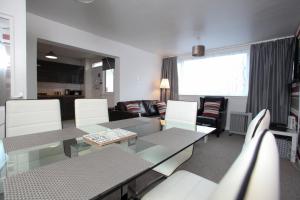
[177,45,250,97]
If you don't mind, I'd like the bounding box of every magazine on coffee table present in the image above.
[83,128,137,147]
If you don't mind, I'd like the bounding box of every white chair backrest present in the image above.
[75,99,109,128]
[210,130,279,200]
[243,109,270,150]
[165,100,197,125]
[6,100,62,137]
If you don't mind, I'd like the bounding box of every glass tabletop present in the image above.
[0,117,214,196]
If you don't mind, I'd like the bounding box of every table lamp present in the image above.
[160,78,170,102]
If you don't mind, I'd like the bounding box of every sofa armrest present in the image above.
[109,110,139,121]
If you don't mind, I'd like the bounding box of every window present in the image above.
[178,51,249,96]
[92,61,103,68]
[0,16,12,106]
[105,69,114,92]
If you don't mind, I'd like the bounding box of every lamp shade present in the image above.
[192,45,205,57]
[160,78,170,89]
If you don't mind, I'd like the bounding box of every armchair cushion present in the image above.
[202,101,221,118]
[197,116,217,127]
[200,96,226,112]
[157,102,167,115]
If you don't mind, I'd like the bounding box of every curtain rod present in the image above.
[204,35,294,54]
[166,35,294,58]
[246,35,294,46]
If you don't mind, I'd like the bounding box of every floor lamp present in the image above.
[160,78,170,103]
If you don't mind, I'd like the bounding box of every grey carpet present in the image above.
[103,131,300,200]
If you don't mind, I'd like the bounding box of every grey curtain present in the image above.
[246,37,296,124]
[161,57,179,101]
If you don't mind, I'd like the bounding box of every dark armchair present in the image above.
[196,96,228,137]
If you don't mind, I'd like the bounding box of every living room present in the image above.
[0,0,300,199]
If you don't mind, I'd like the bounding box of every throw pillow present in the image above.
[156,102,167,115]
[126,103,141,113]
[202,101,221,118]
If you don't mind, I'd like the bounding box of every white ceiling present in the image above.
[27,0,300,56]
[37,40,102,60]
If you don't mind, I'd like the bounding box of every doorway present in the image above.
[37,39,117,121]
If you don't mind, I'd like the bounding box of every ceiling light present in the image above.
[192,45,205,57]
[76,0,95,4]
[45,51,58,60]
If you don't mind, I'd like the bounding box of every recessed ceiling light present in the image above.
[45,51,58,60]
[76,0,95,4]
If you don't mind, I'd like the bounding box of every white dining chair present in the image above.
[243,109,270,150]
[142,129,279,200]
[5,100,62,137]
[154,100,198,176]
[75,99,109,128]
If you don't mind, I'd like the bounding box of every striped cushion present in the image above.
[126,103,141,113]
[156,102,167,115]
[202,101,221,118]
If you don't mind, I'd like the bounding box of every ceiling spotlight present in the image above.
[45,51,58,60]
[76,0,95,4]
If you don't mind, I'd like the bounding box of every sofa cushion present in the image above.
[126,103,141,113]
[117,101,147,114]
[143,100,159,116]
[202,101,221,118]
[157,102,167,115]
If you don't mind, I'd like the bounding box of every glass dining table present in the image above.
[0,117,215,200]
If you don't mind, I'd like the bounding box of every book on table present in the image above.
[83,128,137,146]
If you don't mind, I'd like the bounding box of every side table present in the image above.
[271,129,299,163]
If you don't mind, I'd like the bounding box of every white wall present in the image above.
[0,0,27,98]
[179,95,248,130]
[27,13,161,103]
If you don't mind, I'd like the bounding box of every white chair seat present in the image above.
[142,170,217,200]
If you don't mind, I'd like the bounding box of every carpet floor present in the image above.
[102,131,300,200]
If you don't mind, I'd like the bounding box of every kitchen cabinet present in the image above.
[37,60,84,84]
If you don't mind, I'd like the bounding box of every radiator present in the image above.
[229,112,252,135]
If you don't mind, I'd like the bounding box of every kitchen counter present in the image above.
[38,95,85,99]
